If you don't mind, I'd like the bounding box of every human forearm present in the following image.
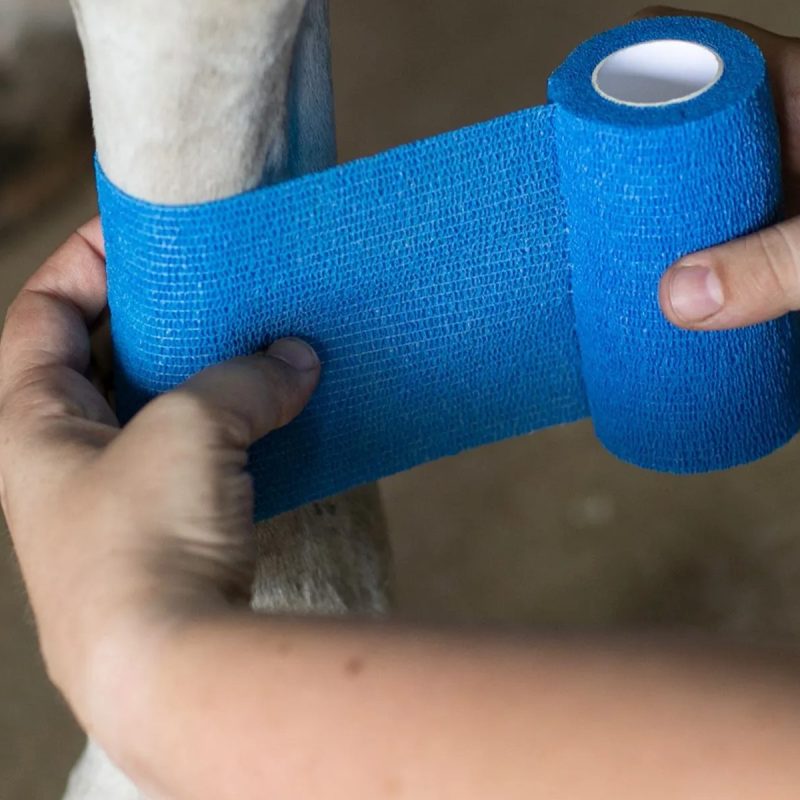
[92,615,800,800]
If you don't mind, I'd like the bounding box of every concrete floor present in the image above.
[2,1,800,797]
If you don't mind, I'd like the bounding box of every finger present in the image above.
[659,216,800,329]
[635,8,800,182]
[1,218,107,384]
[134,338,321,450]
[0,219,115,456]
[0,219,116,470]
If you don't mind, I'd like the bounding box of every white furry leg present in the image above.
[69,0,307,203]
[64,2,390,797]
[63,741,141,800]
[253,484,392,615]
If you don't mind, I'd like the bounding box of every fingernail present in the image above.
[668,264,724,323]
[266,337,319,371]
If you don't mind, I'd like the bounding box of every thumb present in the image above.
[133,337,321,450]
[659,217,800,329]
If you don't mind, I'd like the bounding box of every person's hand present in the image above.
[0,218,320,727]
[639,8,800,329]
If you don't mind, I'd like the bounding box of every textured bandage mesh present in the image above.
[98,17,800,520]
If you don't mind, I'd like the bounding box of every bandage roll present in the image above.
[97,17,800,520]
[551,18,800,472]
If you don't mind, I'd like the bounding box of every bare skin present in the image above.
[4,7,800,800]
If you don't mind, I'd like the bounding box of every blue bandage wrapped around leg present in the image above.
[97,17,800,520]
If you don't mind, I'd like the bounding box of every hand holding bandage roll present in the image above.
[98,16,800,520]
[649,11,800,334]
[552,17,800,472]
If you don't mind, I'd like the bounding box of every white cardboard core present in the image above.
[592,40,723,106]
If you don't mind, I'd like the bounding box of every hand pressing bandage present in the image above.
[0,219,320,721]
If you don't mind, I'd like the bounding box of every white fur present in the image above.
[71,0,305,203]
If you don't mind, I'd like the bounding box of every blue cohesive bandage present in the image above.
[97,17,800,520]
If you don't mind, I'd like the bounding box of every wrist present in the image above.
[32,513,242,719]
[44,556,223,725]
[77,593,239,744]
[79,604,247,797]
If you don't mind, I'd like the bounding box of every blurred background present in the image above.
[2,0,799,797]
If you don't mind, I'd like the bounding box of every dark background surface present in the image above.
[1,1,799,797]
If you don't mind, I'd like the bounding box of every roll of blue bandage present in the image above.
[97,16,800,520]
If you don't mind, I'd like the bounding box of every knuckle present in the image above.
[1,293,30,351]
[213,406,254,448]
[755,221,800,307]
[145,391,213,431]
[0,370,82,422]
[0,290,58,372]
[144,390,251,449]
